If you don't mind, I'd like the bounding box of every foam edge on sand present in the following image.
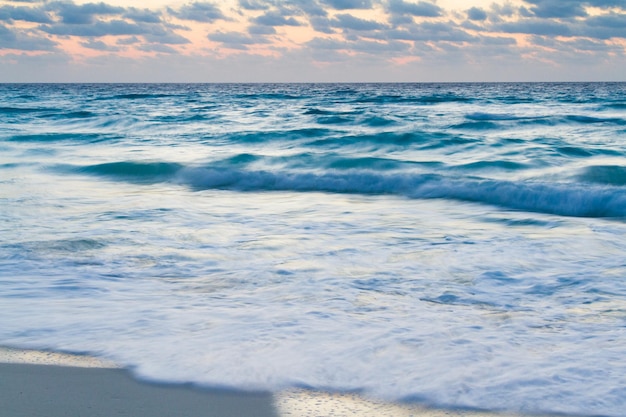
[0,346,118,368]
[0,346,560,417]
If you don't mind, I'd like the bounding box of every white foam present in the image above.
[0,346,117,368]
[275,389,534,417]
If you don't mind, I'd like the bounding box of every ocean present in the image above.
[1,82,626,416]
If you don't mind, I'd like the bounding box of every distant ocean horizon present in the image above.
[2,82,626,416]
[2,80,625,84]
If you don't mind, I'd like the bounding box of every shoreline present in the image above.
[0,347,562,417]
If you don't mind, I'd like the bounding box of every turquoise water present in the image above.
[1,83,626,416]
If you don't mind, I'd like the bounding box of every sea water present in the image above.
[1,83,626,416]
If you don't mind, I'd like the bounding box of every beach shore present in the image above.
[0,347,558,417]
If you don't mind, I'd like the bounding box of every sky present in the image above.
[0,0,625,82]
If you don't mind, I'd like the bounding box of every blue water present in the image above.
[2,83,626,416]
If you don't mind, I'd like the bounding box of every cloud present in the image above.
[80,39,119,51]
[138,43,179,54]
[492,9,626,40]
[169,2,226,23]
[481,36,517,46]
[124,8,162,24]
[524,0,587,18]
[332,13,388,31]
[47,1,124,24]
[40,20,147,37]
[0,5,53,23]
[116,36,140,45]
[248,24,276,35]
[0,23,57,51]
[208,31,269,50]
[496,19,573,36]
[387,0,443,18]
[239,0,270,11]
[467,7,488,21]
[0,0,625,82]
[582,12,626,39]
[521,0,626,19]
[292,1,328,17]
[383,21,475,42]
[253,11,302,26]
[321,0,373,10]
[306,36,410,59]
[143,27,190,45]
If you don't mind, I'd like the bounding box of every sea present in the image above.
[1,82,626,416]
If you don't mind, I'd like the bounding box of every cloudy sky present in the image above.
[1,0,625,82]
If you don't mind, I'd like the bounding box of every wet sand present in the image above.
[0,347,558,417]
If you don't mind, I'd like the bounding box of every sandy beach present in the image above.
[0,347,561,417]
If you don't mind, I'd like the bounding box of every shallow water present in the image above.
[1,83,626,416]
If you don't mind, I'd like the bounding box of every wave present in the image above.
[451,121,499,130]
[180,168,626,218]
[601,102,626,110]
[97,93,175,100]
[73,161,184,183]
[234,93,304,100]
[464,112,542,121]
[42,111,96,119]
[7,133,112,143]
[452,160,530,171]
[0,106,55,114]
[305,131,477,150]
[62,160,626,218]
[459,112,626,128]
[222,128,336,144]
[577,165,626,186]
[565,115,626,125]
[350,93,474,105]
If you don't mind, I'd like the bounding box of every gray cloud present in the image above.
[383,21,475,42]
[351,38,410,53]
[292,1,328,17]
[496,19,573,36]
[0,23,57,51]
[0,5,53,23]
[582,12,626,39]
[116,36,140,45]
[0,0,624,82]
[124,8,162,24]
[307,37,346,50]
[481,35,517,45]
[239,0,328,18]
[306,36,409,57]
[254,11,301,26]
[47,1,124,24]
[249,24,276,35]
[138,43,179,54]
[521,0,626,19]
[80,39,119,51]
[40,20,146,37]
[309,16,335,33]
[169,2,226,22]
[332,13,388,31]
[467,7,488,21]
[208,31,269,50]
[387,0,442,17]
[489,3,516,19]
[144,28,190,45]
[239,0,271,11]
[564,37,621,52]
[492,9,626,40]
[321,0,373,10]
[524,0,587,18]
